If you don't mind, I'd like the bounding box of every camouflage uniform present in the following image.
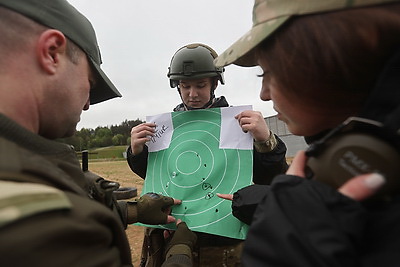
[0,114,133,267]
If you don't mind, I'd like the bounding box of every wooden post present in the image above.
[81,150,88,171]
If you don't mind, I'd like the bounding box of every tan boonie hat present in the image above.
[0,0,122,105]
[215,0,400,68]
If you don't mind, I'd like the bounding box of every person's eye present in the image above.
[197,83,206,88]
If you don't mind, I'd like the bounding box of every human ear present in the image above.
[36,29,67,74]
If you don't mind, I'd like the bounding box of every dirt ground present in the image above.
[88,160,145,267]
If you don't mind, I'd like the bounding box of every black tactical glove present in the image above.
[164,222,197,260]
[126,193,174,224]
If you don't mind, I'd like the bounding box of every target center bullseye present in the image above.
[175,150,202,175]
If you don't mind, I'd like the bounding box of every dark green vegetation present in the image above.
[58,119,143,151]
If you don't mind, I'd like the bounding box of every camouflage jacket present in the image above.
[0,114,133,267]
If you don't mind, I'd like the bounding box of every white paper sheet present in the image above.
[219,105,253,150]
[146,112,174,152]
[146,105,253,152]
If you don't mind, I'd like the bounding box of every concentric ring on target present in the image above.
[166,137,215,188]
[175,150,202,175]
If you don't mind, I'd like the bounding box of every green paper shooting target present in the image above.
[141,105,253,239]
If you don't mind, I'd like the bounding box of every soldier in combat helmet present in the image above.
[127,43,288,266]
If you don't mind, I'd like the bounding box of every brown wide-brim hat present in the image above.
[0,0,122,105]
[215,0,400,68]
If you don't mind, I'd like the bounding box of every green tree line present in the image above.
[58,119,144,151]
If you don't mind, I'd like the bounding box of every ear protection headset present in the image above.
[305,117,400,198]
[305,48,400,199]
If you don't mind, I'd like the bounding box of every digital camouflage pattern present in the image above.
[215,0,400,67]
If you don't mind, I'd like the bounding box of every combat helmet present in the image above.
[167,43,225,88]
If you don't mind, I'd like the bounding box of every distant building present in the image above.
[265,115,308,158]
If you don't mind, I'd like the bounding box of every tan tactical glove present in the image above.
[126,193,174,224]
[165,222,197,260]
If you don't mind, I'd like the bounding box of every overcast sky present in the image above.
[68,0,277,130]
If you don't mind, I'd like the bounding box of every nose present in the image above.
[188,88,197,97]
[260,83,271,101]
[83,98,90,111]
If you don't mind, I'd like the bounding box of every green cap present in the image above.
[0,0,122,104]
[215,0,400,68]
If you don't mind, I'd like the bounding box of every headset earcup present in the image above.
[306,133,400,197]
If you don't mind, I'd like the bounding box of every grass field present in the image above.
[88,160,145,266]
[80,146,128,160]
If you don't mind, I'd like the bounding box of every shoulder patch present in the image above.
[0,181,72,227]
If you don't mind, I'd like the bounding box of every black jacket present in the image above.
[234,48,400,266]
[127,96,288,185]
[239,175,400,267]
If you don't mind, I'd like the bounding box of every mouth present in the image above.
[273,107,284,120]
[189,101,200,105]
